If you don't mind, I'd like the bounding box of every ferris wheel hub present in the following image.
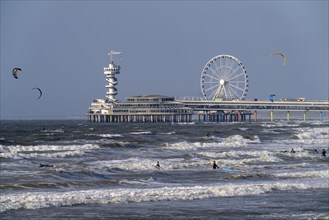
[219,79,225,85]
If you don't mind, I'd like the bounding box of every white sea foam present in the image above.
[164,135,261,151]
[274,170,329,179]
[0,144,99,159]
[260,122,300,128]
[97,134,123,138]
[41,129,64,133]
[198,149,283,164]
[272,127,329,147]
[0,179,326,212]
[86,157,210,172]
[160,131,176,135]
[129,131,152,135]
[296,127,328,140]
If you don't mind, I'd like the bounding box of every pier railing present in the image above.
[177,99,329,112]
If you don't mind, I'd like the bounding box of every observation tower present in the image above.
[104,50,121,102]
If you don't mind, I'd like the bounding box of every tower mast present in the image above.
[104,50,121,102]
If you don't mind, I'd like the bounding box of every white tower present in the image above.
[104,50,121,102]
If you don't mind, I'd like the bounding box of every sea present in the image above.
[0,115,328,219]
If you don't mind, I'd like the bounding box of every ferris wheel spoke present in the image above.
[208,65,223,79]
[219,59,224,72]
[227,72,245,81]
[222,86,229,99]
[227,66,241,79]
[205,73,220,81]
[204,83,220,93]
[203,81,219,84]
[213,59,221,73]
[224,58,230,77]
[228,85,241,97]
[229,80,245,84]
[228,83,245,92]
[209,85,221,100]
[213,85,223,99]
[224,59,235,78]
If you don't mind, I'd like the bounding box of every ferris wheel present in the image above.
[200,55,249,101]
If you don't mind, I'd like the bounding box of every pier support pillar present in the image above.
[303,111,307,122]
[320,111,323,121]
[287,111,290,122]
[270,111,274,122]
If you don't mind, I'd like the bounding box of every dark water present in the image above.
[0,119,328,219]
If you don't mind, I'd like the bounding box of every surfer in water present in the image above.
[322,149,326,157]
[39,163,54,168]
[155,161,160,169]
[213,161,220,169]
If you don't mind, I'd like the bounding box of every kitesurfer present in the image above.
[322,149,326,157]
[213,161,220,169]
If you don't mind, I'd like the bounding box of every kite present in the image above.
[32,87,42,99]
[12,68,22,79]
[271,52,286,67]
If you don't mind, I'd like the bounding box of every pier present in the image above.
[178,99,329,122]
[87,51,329,123]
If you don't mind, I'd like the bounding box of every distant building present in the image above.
[87,52,192,123]
[87,95,193,123]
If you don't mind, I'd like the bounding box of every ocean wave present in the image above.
[87,134,123,138]
[129,131,152,135]
[198,150,283,163]
[0,144,99,159]
[0,180,326,212]
[260,122,300,128]
[41,129,64,133]
[84,153,284,172]
[274,170,329,179]
[295,127,329,140]
[164,135,261,151]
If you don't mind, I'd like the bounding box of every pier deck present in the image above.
[178,99,329,112]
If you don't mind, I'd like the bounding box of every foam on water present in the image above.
[96,134,123,138]
[164,135,261,151]
[0,144,100,159]
[129,131,152,135]
[0,179,326,212]
[1,120,328,217]
[272,126,329,147]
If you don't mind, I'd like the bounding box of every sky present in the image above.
[1,0,328,119]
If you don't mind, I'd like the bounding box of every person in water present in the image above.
[213,161,220,169]
[290,148,296,154]
[322,149,326,157]
[39,164,53,168]
[155,161,160,169]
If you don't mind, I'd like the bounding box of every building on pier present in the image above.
[87,51,193,123]
[87,95,193,123]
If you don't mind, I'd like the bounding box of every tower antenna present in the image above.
[108,50,122,63]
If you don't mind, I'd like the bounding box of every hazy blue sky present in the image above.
[1,0,328,119]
